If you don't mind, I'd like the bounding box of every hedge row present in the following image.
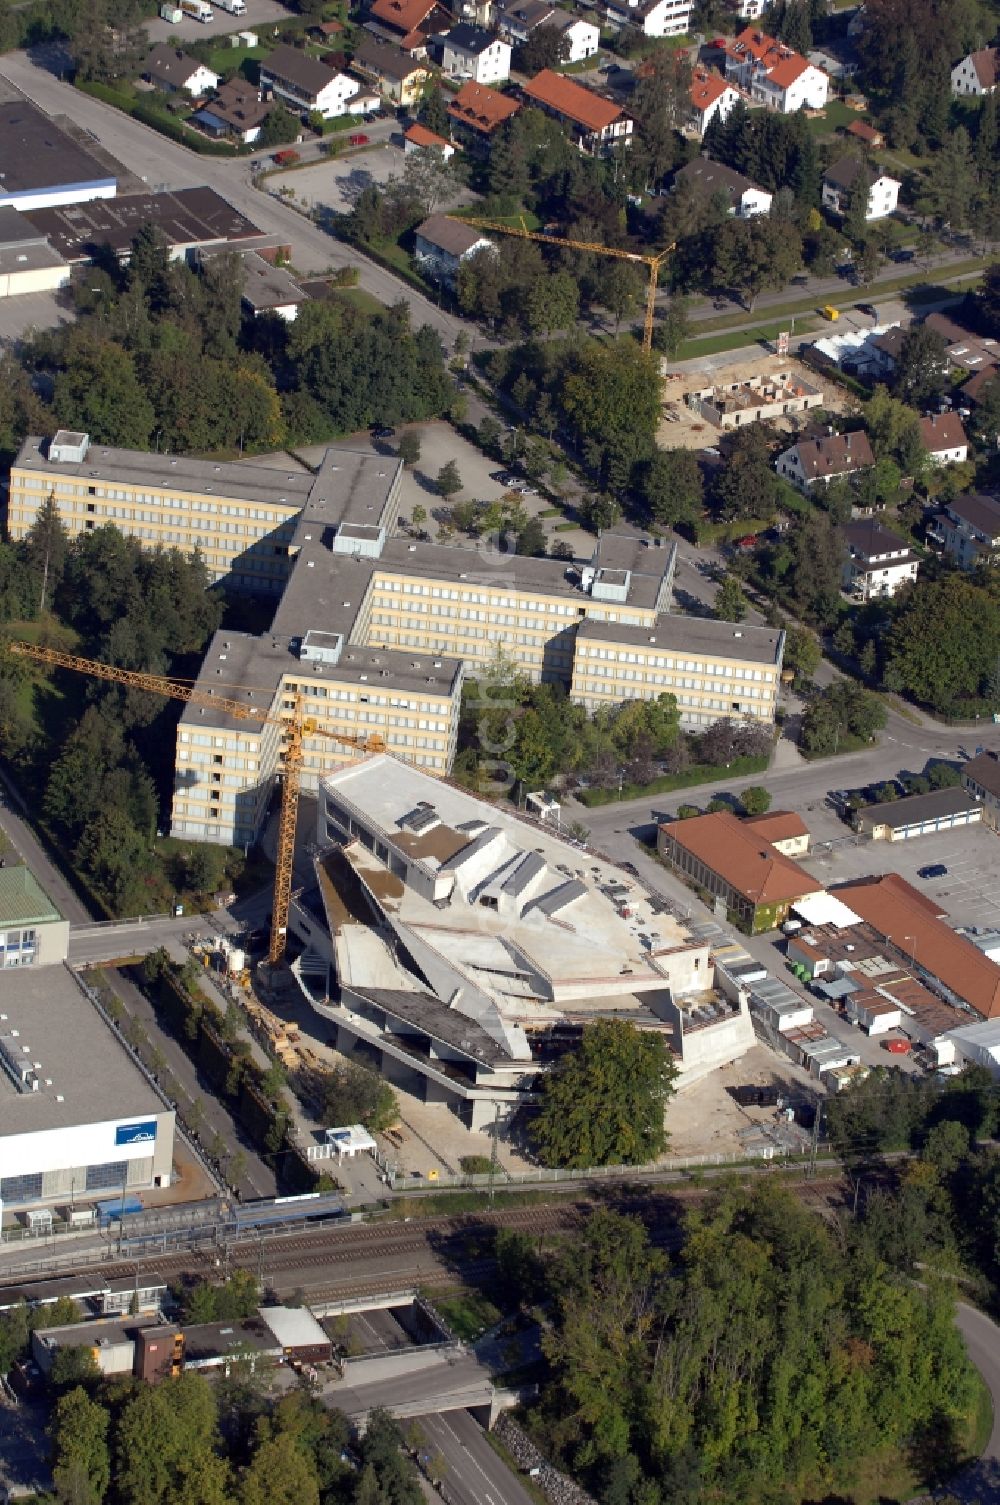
[574,753,770,806]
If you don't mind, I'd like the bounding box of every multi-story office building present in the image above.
[9,433,785,848]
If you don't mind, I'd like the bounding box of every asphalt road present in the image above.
[419,1411,537,1505]
[955,1302,1000,1504]
[0,771,91,923]
[0,50,468,346]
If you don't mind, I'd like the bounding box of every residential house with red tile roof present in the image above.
[776,430,875,490]
[724,26,829,112]
[920,412,969,466]
[447,78,520,148]
[522,68,633,153]
[951,45,999,96]
[688,66,742,137]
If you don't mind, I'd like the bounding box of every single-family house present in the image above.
[961,369,1000,436]
[144,46,219,97]
[447,78,521,148]
[369,0,451,48]
[689,67,742,136]
[724,27,829,112]
[522,69,633,153]
[842,518,919,599]
[413,213,494,282]
[657,811,822,934]
[351,36,431,104]
[920,412,969,466]
[737,0,767,18]
[404,121,457,158]
[776,430,875,489]
[605,0,692,38]
[821,155,900,220]
[236,251,308,322]
[930,492,1000,569]
[435,23,511,83]
[193,80,270,143]
[951,46,999,96]
[495,0,554,43]
[673,155,772,216]
[963,750,1000,832]
[260,45,359,118]
[542,11,600,63]
[845,118,884,149]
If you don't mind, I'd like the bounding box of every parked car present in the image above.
[918,862,948,879]
[371,425,395,439]
[348,132,370,146]
[856,302,877,317]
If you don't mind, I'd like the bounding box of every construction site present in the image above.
[659,351,847,448]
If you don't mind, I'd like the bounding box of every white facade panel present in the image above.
[1,181,117,213]
[0,1114,167,1180]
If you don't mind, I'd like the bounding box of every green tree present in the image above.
[435,460,462,499]
[52,334,154,449]
[114,1373,230,1505]
[740,785,772,815]
[715,573,748,622]
[50,1346,100,1389]
[711,423,778,523]
[530,1018,678,1168]
[52,1386,110,1505]
[23,489,70,614]
[654,296,691,359]
[638,447,703,529]
[514,23,570,73]
[417,78,449,136]
[259,105,301,148]
[396,431,421,468]
[893,324,949,407]
[885,575,1000,711]
[317,1062,398,1132]
[799,678,887,755]
[515,515,547,557]
[783,624,821,681]
[242,1432,320,1505]
[600,262,644,334]
[710,216,803,310]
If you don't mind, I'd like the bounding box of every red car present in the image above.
[883,1038,912,1054]
[273,148,300,166]
[349,132,370,146]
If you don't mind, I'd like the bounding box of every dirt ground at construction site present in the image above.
[658,352,849,450]
[665,1045,822,1159]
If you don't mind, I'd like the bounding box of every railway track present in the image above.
[0,1177,851,1302]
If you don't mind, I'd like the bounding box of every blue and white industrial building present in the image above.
[0,867,174,1218]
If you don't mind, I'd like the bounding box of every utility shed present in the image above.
[853,786,982,841]
[259,1305,333,1362]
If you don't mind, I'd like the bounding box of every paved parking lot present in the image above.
[145,0,293,45]
[274,145,476,217]
[0,288,73,344]
[800,821,1000,934]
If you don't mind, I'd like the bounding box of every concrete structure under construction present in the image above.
[284,755,752,1123]
[684,370,823,429]
[8,435,785,848]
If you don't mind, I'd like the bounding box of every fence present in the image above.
[386,1144,800,1192]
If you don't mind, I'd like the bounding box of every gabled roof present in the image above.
[405,121,451,148]
[946,491,1000,537]
[846,118,883,145]
[920,411,968,453]
[741,811,809,844]
[260,43,338,97]
[371,0,443,36]
[661,811,822,907]
[414,213,490,256]
[690,65,736,113]
[523,68,624,132]
[964,750,1000,798]
[765,50,811,88]
[545,10,593,31]
[962,367,1000,403]
[442,21,498,52]
[448,78,520,133]
[725,26,821,93]
[674,153,763,204]
[787,430,874,479]
[963,46,1000,89]
[497,0,555,29]
[835,873,1000,1019]
[843,517,911,560]
[201,79,269,132]
[145,45,210,88]
[352,34,429,79]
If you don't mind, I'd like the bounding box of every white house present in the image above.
[776,430,875,489]
[920,412,969,466]
[495,0,554,44]
[542,10,600,63]
[144,45,219,96]
[673,155,772,216]
[437,23,511,83]
[951,46,999,96]
[260,44,360,118]
[605,0,692,39]
[404,121,457,158]
[724,27,829,112]
[689,67,742,136]
[842,518,919,599]
[822,156,900,220]
[413,212,494,282]
[737,0,767,17]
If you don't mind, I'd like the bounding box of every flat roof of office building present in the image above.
[576,614,784,666]
[25,187,264,262]
[0,966,165,1137]
[0,101,116,199]
[14,435,314,511]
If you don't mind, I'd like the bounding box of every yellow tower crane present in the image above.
[449,216,675,352]
[7,640,384,967]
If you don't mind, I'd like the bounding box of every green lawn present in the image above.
[432,1289,502,1342]
[201,43,268,78]
[805,99,865,138]
[330,285,385,315]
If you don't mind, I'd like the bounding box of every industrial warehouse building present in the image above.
[852,786,983,841]
[9,434,785,848]
[0,867,175,1216]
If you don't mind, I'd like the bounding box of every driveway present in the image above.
[953,1302,1000,1504]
